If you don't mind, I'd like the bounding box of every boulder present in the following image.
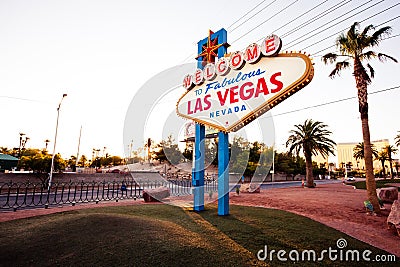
[239,183,260,193]
[387,200,400,236]
[143,186,170,202]
[378,187,398,203]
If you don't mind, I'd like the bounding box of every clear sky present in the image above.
[1,0,399,162]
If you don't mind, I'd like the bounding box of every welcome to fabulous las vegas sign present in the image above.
[176,34,314,132]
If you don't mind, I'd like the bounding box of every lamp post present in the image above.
[48,94,67,191]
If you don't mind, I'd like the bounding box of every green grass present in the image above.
[0,204,398,267]
[352,179,400,190]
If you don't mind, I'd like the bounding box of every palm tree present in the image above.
[394,161,400,178]
[322,22,397,212]
[395,131,400,147]
[353,142,378,160]
[286,119,336,188]
[385,145,398,179]
[0,147,9,154]
[376,150,388,178]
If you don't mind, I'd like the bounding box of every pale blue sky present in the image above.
[1,0,399,160]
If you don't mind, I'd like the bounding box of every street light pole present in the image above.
[48,93,67,191]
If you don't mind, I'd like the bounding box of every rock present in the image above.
[239,183,260,193]
[387,200,400,236]
[143,186,170,202]
[378,187,398,203]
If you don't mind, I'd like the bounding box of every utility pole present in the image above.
[48,93,67,192]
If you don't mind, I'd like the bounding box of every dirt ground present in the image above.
[1,182,399,257]
[230,182,400,257]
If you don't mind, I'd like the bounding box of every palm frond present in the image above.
[366,63,375,79]
[329,61,350,78]
[361,24,375,36]
[395,131,400,147]
[360,50,377,61]
[322,53,338,64]
[348,22,360,41]
[370,26,392,46]
[377,53,398,63]
[337,34,351,55]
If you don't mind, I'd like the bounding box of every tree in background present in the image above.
[154,135,182,165]
[376,150,388,178]
[384,145,398,179]
[78,155,88,167]
[353,142,378,161]
[274,152,306,180]
[395,131,400,147]
[229,136,250,175]
[0,147,10,154]
[322,22,397,212]
[394,161,400,178]
[286,119,336,188]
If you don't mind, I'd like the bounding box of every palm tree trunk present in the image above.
[388,155,394,179]
[361,117,380,212]
[304,151,314,188]
[380,160,385,178]
[355,58,380,213]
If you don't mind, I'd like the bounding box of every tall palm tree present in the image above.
[322,22,397,212]
[353,142,378,160]
[286,119,336,188]
[376,150,388,178]
[395,131,400,147]
[385,145,398,179]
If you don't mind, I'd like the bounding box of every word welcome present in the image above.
[183,34,281,90]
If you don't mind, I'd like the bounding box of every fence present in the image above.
[0,179,217,211]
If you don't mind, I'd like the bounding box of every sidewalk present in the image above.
[0,198,147,223]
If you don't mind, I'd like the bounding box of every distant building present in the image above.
[0,153,18,172]
[337,139,390,171]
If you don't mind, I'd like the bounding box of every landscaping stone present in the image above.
[387,200,400,237]
[143,187,170,202]
[239,183,260,193]
[378,187,398,203]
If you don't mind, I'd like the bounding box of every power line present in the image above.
[281,0,353,39]
[269,85,400,118]
[231,0,300,44]
[228,0,276,32]
[308,14,400,56]
[268,0,330,35]
[311,30,400,57]
[183,0,353,61]
[0,95,44,103]
[295,2,400,52]
[181,1,398,65]
[181,0,276,63]
[283,0,379,49]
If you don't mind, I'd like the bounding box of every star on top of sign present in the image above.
[196,30,229,66]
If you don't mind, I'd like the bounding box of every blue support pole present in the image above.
[218,131,229,216]
[194,28,228,213]
[193,123,205,211]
